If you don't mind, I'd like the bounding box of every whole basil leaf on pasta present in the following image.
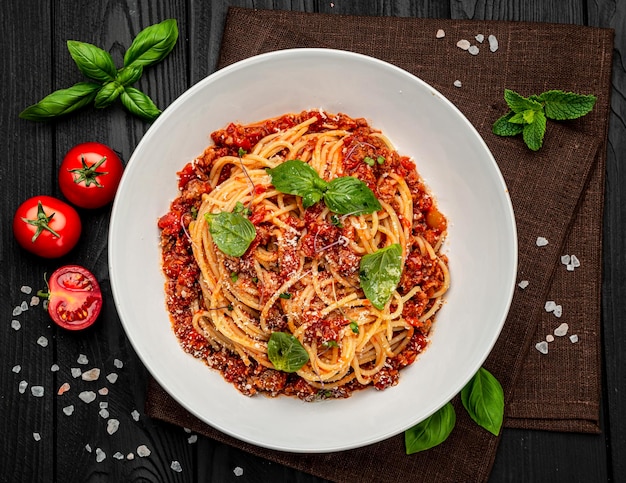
[267,159,329,208]
[19,82,101,121]
[205,212,256,257]
[267,332,309,372]
[123,18,179,68]
[460,367,504,436]
[359,244,402,309]
[405,401,456,454]
[325,176,382,215]
[67,40,117,82]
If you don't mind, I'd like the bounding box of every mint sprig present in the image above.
[492,88,596,151]
[20,19,178,122]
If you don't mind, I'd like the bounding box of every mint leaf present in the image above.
[537,90,597,120]
[522,109,547,151]
[405,402,456,454]
[359,244,402,309]
[492,112,524,136]
[267,332,309,372]
[267,159,328,208]
[461,367,504,436]
[325,176,381,215]
[504,89,542,113]
[205,211,256,257]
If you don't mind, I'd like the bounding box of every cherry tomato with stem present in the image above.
[13,195,81,258]
[38,265,103,330]
[59,142,124,209]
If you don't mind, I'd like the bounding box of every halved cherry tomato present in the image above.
[59,142,124,209]
[39,265,102,330]
[13,195,81,258]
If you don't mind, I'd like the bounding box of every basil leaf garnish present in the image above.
[94,81,123,109]
[405,402,456,454]
[120,87,161,121]
[359,244,402,309]
[205,212,256,257]
[325,176,382,215]
[267,332,309,372]
[123,18,179,68]
[115,64,144,86]
[267,159,329,208]
[460,367,504,436]
[67,40,117,82]
[19,82,101,121]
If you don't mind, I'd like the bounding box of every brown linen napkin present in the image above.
[145,8,613,482]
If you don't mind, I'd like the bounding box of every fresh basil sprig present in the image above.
[359,244,402,309]
[493,88,596,151]
[205,211,256,258]
[460,367,504,436]
[267,159,381,215]
[20,19,178,122]
[267,332,309,372]
[405,402,456,454]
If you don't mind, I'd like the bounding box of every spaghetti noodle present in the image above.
[158,110,449,400]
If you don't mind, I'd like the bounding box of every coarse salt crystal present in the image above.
[554,323,569,337]
[81,368,101,381]
[188,435,198,444]
[488,34,499,52]
[113,359,124,369]
[544,300,557,312]
[570,255,581,267]
[536,236,549,247]
[71,368,82,378]
[553,305,563,318]
[19,381,28,394]
[137,445,151,457]
[99,408,110,419]
[127,453,135,460]
[57,382,70,395]
[106,373,118,384]
[33,432,41,441]
[37,336,48,347]
[171,461,183,473]
[518,280,529,289]
[95,448,106,463]
[535,341,549,354]
[20,301,28,311]
[50,364,59,372]
[546,334,555,343]
[131,410,140,421]
[21,285,32,294]
[570,334,579,343]
[453,80,462,88]
[233,467,244,477]
[13,306,22,316]
[183,427,192,433]
[79,391,97,404]
[561,254,571,265]
[12,365,21,373]
[468,45,480,55]
[11,320,21,330]
[77,354,89,365]
[436,29,445,38]
[456,39,471,50]
[475,33,485,42]
[99,401,108,409]
[113,452,124,460]
[85,444,92,452]
[31,386,45,397]
[63,405,74,416]
[98,387,109,396]
[30,296,40,306]
[107,419,120,435]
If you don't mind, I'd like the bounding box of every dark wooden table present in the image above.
[2,1,624,482]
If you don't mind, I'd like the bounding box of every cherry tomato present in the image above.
[13,195,81,258]
[39,265,102,330]
[59,142,124,209]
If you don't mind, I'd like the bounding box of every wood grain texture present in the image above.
[1,1,623,482]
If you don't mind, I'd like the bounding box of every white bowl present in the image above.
[109,48,517,453]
